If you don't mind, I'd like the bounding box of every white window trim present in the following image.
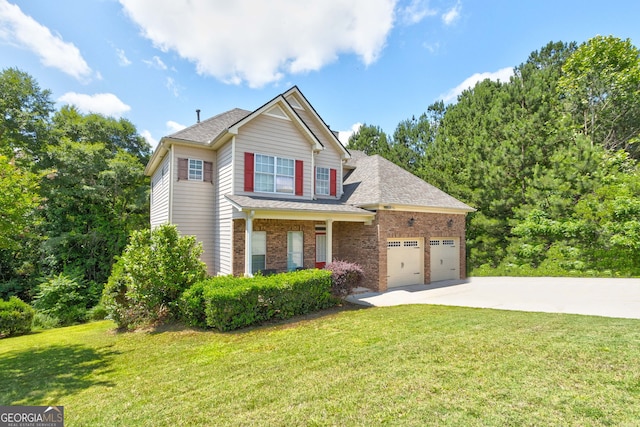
[254,153,295,194]
[188,158,204,181]
[287,231,304,271]
[251,231,267,274]
[315,167,330,196]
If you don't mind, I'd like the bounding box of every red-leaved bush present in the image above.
[323,260,365,297]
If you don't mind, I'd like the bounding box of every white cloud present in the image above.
[423,41,440,54]
[116,48,132,66]
[399,0,436,25]
[442,1,461,26]
[120,0,396,88]
[0,0,92,81]
[440,67,514,103]
[339,122,363,145]
[166,77,180,97]
[57,92,131,117]
[141,130,157,147]
[166,120,186,133]
[143,55,167,70]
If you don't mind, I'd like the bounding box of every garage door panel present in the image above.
[430,238,460,282]
[387,238,424,288]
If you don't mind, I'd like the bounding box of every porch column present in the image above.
[325,219,333,264]
[244,210,254,277]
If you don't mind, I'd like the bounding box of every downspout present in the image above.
[311,149,316,199]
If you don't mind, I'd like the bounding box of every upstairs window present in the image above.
[245,152,303,195]
[189,159,203,181]
[315,167,337,196]
[255,154,294,194]
[178,158,213,182]
[316,167,329,195]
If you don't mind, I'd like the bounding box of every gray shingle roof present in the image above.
[169,108,251,144]
[225,194,374,215]
[342,154,475,211]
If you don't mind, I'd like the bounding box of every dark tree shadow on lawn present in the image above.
[0,344,118,404]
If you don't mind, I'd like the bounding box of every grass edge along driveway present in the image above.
[1,304,640,426]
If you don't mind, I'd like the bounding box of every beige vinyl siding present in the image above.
[215,141,234,275]
[150,155,170,227]
[171,145,216,274]
[295,108,344,196]
[234,113,313,198]
[314,146,342,197]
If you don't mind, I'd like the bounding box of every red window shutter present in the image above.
[204,161,213,183]
[295,160,303,196]
[178,158,188,180]
[330,168,337,196]
[244,152,254,192]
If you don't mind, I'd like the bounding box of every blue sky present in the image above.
[2,0,640,147]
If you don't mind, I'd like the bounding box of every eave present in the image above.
[362,203,477,214]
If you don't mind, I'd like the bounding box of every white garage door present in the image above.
[430,238,460,282]
[387,238,424,288]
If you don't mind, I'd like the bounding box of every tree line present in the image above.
[1,34,638,318]
[1,67,150,310]
[349,36,640,276]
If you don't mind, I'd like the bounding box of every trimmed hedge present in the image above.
[180,269,336,331]
[0,296,35,338]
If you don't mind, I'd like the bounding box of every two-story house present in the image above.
[144,86,475,292]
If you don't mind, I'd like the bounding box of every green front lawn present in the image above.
[2,305,639,426]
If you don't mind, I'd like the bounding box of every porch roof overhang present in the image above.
[225,194,375,223]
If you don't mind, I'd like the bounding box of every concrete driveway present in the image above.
[346,276,640,320]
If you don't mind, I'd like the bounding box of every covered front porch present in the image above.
[226,195,374,276]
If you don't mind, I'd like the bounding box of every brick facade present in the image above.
[233,219,317,276]
[233,211,467,292]
[334,210,467,291]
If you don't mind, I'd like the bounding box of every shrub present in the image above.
[324,260,365,297]
[102,224,207,329]
[179,281,207,328]
[87,304,108,321]
[32,312,60,330]
[0,296,34,337]
[33,273,89,326]
[180,269,336,331]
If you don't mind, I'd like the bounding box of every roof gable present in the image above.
[224,93,323,151]
[283,87,350,159]
[342,154,475,212]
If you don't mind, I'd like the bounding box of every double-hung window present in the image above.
[252,231,266,274]
[287,231,303,271]
[255,154,294,193]
[188,159,203,181]
[178,158,212,182]
[315,167,330,195]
